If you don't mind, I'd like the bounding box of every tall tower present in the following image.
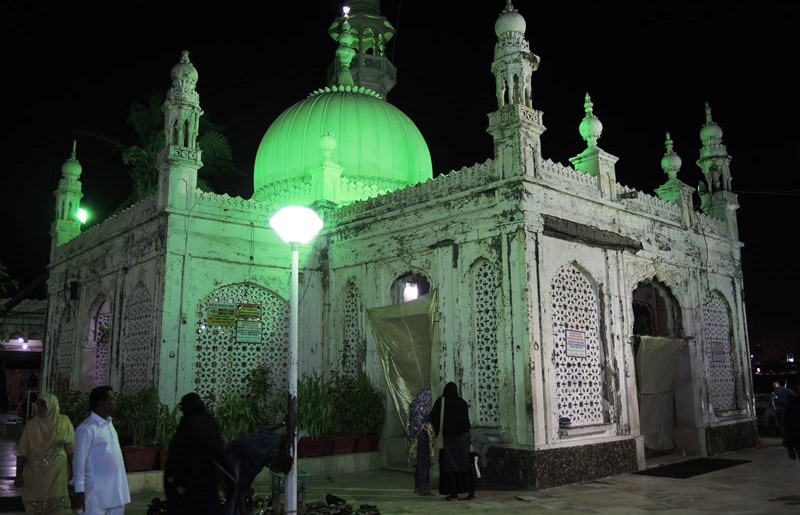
[156,50,203,212]
[50,141,84,258]
[696,102,739,239]
[326,0,397,99]
[486,1,545,179]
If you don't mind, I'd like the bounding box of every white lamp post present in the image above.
[268,205,323,515]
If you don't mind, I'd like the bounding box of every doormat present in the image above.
[633,458,750,478]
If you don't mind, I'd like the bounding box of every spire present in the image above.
[655,132,685,203]
[578,93,603,149]
[335,14,356,87]
[156,51,204,212]
[50,141,84,254]
[696,101,732,193]
[327,2,397,98]
[491,1,539,108]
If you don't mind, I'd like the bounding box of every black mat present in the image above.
[633,458,750,478]
[0,495,24,511]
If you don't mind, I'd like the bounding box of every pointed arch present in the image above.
[551,262,606,426]
[702,290,738,412]
[121,282,155,394]
[194,282,289,410]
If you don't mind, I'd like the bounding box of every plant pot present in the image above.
[156,449,169,470]
[298,436,333,458]
[353,435,379,453]
[122,446,159,472]
[331,435,357,455]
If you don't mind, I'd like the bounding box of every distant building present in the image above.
[40,2,756,489]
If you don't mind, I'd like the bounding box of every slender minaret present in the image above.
[327,1,397,99]
[486,1,546,179]
[696,102,738,238]
[50,141,84,258]
[156,50,203,212]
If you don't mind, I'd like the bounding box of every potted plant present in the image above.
[114,385,161,472]
[349,373,385,453]
[296,371,335,457]
[154,402,181,469]
[56,389,90,428]
[330,373,358,454]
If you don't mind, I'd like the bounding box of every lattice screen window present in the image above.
[472,259,500,426]
[341,281,364,376]
[54,308,75,390]
[93,307,111,388]
[195,283,289,410]
[552,265,605,426]
[121,283,154,394]
[703,291,737,411]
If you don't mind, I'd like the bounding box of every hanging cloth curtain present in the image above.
[636,336,685,450]
[366,289,438,432]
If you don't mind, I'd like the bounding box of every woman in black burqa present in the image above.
[430,381,474,501]
[164,392,231,515]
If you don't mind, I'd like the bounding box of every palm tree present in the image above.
[69,91,244,214]
[0,262,18,295]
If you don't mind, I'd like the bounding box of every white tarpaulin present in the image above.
[366,290,437,433]
[636,336,686,450]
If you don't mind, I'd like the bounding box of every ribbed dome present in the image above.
[253,87,432,205]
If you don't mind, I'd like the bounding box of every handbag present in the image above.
[435,397,445,450]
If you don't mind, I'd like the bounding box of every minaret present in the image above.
[486,1,546,179]
[50,141,84,258]
[327,1,397,99]
[696,102,739,238]
[156,50,203,212]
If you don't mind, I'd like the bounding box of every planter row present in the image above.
[299,435,379,457]
[121,435,380,473]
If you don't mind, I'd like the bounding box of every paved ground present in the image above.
[1,412,798,515]
[126,436,799,514]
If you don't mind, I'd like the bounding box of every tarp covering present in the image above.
[636,336,686,450]
[366,290,437,433]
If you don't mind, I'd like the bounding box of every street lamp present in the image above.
[269,205,323,514]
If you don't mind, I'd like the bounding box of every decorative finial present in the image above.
[335,17,356,87]
[578,93,603,149]
[705,101,713,124]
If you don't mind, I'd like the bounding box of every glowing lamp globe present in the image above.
[269,206,323,245]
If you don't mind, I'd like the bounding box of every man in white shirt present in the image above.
[72,385,131,514]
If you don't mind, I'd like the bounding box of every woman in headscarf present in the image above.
[164,392,230,515]
[430,381,474,501]
[14,392,75,514]
[407,389,434,495]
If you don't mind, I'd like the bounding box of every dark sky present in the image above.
[3,1,798,345]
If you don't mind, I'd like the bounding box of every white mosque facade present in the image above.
[41,1,757,488]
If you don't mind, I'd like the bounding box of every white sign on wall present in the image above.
[565,329,587,358]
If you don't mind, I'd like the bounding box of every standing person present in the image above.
[9,369,23,408]
[772,378,799,458]
[72,385,131,514]
[407,389,434,496]
[222,421,293,515]
[163,392,229,515]
[14,393,75,514]
[430,382,474,501]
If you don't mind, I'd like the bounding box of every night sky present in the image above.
[3,1,798,346]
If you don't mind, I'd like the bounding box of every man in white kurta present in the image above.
[72,386,131,514]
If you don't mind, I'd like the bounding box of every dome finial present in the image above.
[578,93,603,149]
[335,12,356,87]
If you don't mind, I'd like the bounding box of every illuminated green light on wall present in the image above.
[76,208,88,224]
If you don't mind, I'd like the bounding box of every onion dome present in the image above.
[660,132,682,180]
[61,141,82,180]
[495,1,526,36]
[699,101,723,147]
[252,86,432,206]
[579,93,603,148]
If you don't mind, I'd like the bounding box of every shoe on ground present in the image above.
[460,493,475,500]
[445,495,458,501]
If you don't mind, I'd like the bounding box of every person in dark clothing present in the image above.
[782,380,800,460]
[408,388,434,495]
[164,392,230,515]
[222,422,292,515]
[772,379,798,457]
[430,382,474,501]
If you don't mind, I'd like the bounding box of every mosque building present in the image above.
[42,0,757,488]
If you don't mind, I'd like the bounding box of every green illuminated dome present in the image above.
[252,86,432,206]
